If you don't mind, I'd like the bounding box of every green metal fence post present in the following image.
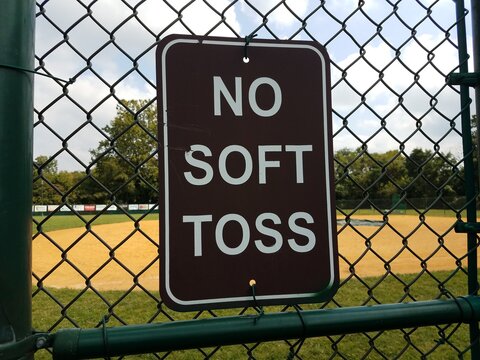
[469,2,480,354]
[51,296,480,360]
[455,0,480,358]
[472,0,480,182]
[0,1,35,359]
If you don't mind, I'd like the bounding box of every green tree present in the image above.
[405,148,458,199]
[452,115,479,197]
[470,114,479,189]
[370,150,409,199]
[334,148,408,201]
[90,99,158,203]
[334,148,359,201]
[33,155,60,204]
[54,170,94,204]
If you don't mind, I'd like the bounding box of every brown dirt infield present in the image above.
[32,215,478,290]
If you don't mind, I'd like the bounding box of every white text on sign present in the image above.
[213,76,282,117]
[182,77,318,257]
[183,212,315,256]
[184,144,313,185]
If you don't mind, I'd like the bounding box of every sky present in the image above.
[33,0,476,171]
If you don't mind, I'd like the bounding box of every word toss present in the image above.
[157,35,338,311]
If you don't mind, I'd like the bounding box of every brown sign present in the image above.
[156,35,338,311]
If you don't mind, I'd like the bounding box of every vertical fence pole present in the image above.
[472,0,480,176]
[0,1,35,358]
[468,4,480,355]
[455,0,480,358]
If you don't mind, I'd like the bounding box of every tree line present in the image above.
[33,100,475,205]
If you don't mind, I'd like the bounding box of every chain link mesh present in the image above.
[32,0,478,358]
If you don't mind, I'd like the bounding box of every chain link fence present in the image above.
[32,0,478,358]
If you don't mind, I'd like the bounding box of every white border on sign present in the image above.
[161,38,335,307]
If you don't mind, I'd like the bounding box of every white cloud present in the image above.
[324,0,384,20]
[241,0,310,27]
[330,29,465,155]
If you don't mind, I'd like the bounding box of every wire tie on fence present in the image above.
[458,295,478,322]
[249,279,264,324]
[434,288,467,346]
[102,314,111,360]
[441,288,465,321]
[294,304,307,338]
[244,33,257,62]
[0,63,75,84]
[286,305,307,359]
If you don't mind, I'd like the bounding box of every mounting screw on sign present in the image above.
[156,34,338,311]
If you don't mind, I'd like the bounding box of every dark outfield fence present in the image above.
[31,197,478,217]
[32,204,156,216]
[1,0,480,359]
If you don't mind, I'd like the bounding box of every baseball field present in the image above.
[32,214,475,290]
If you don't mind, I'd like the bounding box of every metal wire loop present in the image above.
[0,63,74,84]
[244,33,257,61]
[249,280,264,323]
[102,314,111,360]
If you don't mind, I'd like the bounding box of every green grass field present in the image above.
[32,269,472,359]
[33,213,159,233]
